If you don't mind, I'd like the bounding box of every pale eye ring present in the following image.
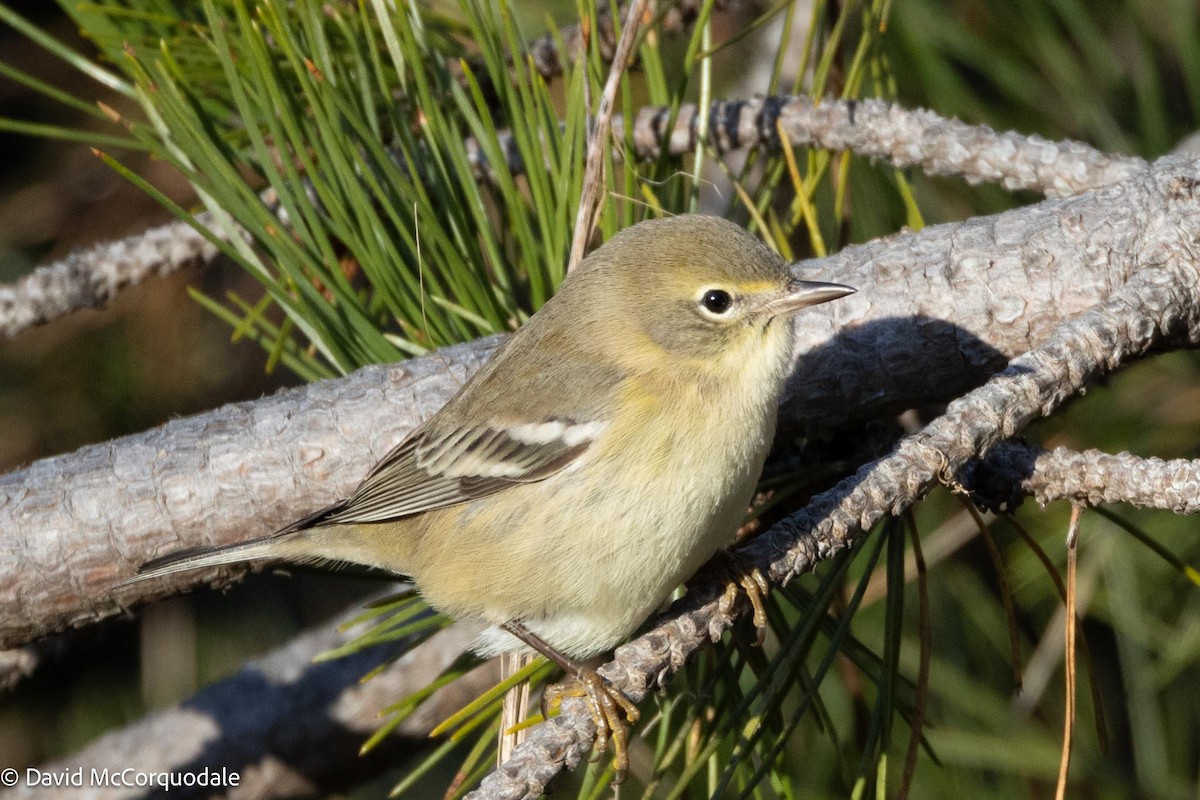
[700,288,734,315]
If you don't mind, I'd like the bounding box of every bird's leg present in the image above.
[501,621,640,783]
[703,549,771,646]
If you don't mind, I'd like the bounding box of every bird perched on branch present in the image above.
[122,214,854,781]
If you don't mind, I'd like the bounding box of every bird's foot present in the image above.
[542,668,640,783]
[709,549,771,646]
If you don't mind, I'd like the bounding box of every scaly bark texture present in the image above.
[0,219,217,338]
[0,338,500,648]
[617,96,1147,197]
[962,441,1200,514]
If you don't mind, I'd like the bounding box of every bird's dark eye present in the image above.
[701,289,734,315]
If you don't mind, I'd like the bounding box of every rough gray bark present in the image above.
[0,337,500,649]
[0,219,218,338]
[963,441,1200,514]
[616,96,1147,197]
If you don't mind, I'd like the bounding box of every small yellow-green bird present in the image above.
[126,214,853,778]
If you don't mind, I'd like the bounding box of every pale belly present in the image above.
[297,423,769,661]
[415,384,777,660]
[336,328,794,660]
[457,455,764,659]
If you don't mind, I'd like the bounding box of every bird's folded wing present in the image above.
[319,418,602,524]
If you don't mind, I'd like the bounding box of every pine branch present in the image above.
[0,336,501,649]
[962,441,1200,514]
[0,97,1144,339]
[0,217,217,338]
[611,96,1147,197]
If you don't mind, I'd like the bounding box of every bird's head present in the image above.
[564,215,854,365]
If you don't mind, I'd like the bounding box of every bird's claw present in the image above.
[542,669,640,783]
[711,550,771,646]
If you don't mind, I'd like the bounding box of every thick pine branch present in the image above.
[0,337,500,649]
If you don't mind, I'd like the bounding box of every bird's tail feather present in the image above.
[115,536,281,588]
[116,498,350,588]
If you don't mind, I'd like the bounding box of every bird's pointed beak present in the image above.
[767,276,856,317]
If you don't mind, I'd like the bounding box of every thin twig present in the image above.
[567,0,652,272]
[0,217,218,338]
